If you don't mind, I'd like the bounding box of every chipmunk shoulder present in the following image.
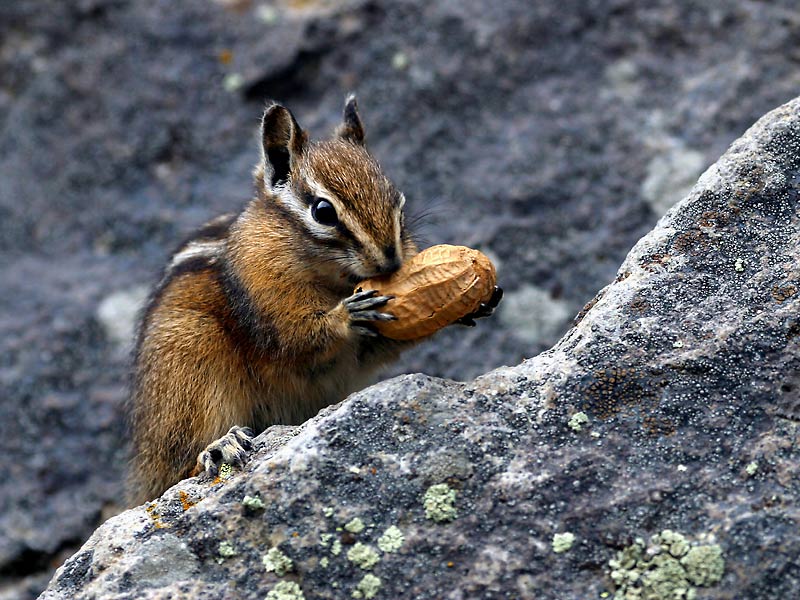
[127,96,417,505]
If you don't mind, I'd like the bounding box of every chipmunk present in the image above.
[126,96,501,505]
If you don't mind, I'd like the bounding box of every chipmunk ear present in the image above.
[336,94,365,145]
[261,103,307,187]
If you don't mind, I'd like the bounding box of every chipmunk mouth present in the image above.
[345,262,400,283]
[337,250,402,284]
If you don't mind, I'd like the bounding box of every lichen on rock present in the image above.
[377,526,405,553]
[609,531,724,599]
[344,517,366,534]
[263,547,293,576]
[347,543,380,570]
[352,574,382,599]
[552,532,576,554]
[266,581,305,600]
[423,483,458,522]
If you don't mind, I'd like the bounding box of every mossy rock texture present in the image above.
[41,96,800,599]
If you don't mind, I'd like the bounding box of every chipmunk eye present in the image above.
[311,198,338,226]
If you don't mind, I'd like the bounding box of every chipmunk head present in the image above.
[254,95,412,287]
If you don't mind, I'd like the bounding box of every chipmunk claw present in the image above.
[343,288,395,328]
[455,286,503,326]
[196,425,255,478]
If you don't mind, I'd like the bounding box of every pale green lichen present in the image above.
[218,463,234,479]
[323,506,335,518]
[320,556,329,568]
[609,530,724,599]
[745,461,759,476]
[682,545,724,586]
[377,525,405,553]
[266,581,305,600]
[218,541,237,559]
[320,533,333,548]
[641,553,690,599]
[347,543,380,570]
[735,258,745,272]
[568,411,590,432]
[331,540,342,556]
[241,495,265,510]
[263,547,293,576]
[352,574,382,599]
[552,532,575,553]
[423,483,457,522]
[344,517,365,533]
[659,530,690,557]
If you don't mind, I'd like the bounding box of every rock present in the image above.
[41,96,800,599]
[4,2,800,596]
[95,286,149,354]
[641,137,707,217]
[498,284,573,345]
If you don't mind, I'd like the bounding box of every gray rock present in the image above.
[498,284,573,345]
[96,286,149,354]
[641,137,707,217]
[41,95,800,599]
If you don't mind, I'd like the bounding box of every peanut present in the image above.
[357,244,497,340]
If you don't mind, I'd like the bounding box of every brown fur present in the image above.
[127,100,417,505]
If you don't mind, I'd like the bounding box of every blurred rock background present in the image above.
[1,1,799,597]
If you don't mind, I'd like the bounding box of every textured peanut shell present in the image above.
[358,244,497,340]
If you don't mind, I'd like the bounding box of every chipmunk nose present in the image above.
[378,245,401,275]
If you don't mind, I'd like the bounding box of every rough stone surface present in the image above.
[40,96,800,599]
[3,1,800,597]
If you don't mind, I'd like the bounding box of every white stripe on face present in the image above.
[273,183,340,241]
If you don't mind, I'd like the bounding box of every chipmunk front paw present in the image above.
[195,425,255,478]
[455,285,504,326]
[343,288,396,336]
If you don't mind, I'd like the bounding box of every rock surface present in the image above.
[3,1,800,596]
[41,96,800,599]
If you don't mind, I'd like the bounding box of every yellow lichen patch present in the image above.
[179,490,197,511]
[145,503,167,529]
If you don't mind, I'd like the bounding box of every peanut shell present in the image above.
[357,244,497,340]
